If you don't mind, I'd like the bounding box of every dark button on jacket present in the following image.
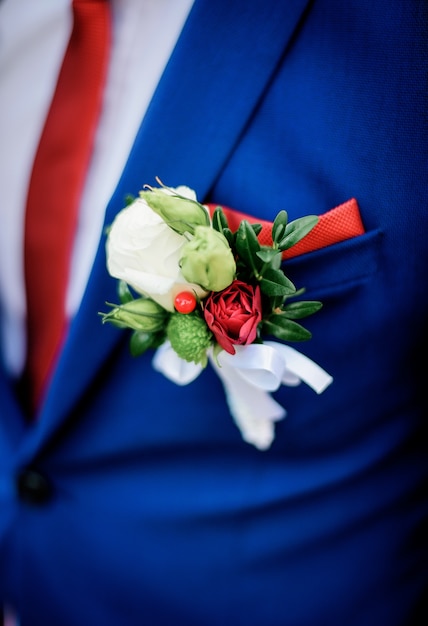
[16,469,52,504]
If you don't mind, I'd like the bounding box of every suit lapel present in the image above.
[30,0,311,446]
[0,367,27,450]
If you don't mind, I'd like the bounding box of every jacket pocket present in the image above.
[283,228,383,298]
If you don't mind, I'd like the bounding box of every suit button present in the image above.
[16,469,52,504]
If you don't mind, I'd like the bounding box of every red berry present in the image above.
[174,291,197,314]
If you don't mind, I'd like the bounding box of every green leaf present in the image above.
[281,300,322,319]
[129,331,156,356]
[259,268,296,297]
[222,227,234,248]
[278,215,318,251]
[256,247,282,265]
[235,220,262,270]
[271,210,288,244]
[251,223,263,236]
[118,280,134,304]
[124,194,136,206]
[211,206,229,232]
[262,317,312,342]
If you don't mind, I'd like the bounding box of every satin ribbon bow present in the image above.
[153,341,332,450]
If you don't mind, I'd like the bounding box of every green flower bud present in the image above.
[167,312,212,366]
[180,226,236,292]
[139,186,209,235]
[102,297,167,332]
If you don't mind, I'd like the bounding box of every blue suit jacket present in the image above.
[1,0,427,624]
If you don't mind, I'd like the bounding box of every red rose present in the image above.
[203,280,262,354]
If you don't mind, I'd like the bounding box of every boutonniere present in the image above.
[101,179,333,449]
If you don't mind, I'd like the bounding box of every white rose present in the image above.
[106,197,207,311]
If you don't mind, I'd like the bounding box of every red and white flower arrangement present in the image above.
[101,179,332,449]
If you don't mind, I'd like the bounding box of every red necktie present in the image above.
[24,0,111,412]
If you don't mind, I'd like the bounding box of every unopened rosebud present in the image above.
[180,226,236,292]
[139,185,209,235]
[101,297,167,332]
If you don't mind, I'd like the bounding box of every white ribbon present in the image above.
[152,341,333,450]
[153,341,203,385]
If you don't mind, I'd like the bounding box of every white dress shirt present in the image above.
[0,0,195,376]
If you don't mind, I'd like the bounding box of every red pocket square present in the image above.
[207,198,365,259]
